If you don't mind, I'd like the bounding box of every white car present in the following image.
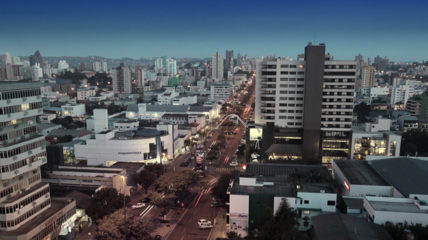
[198,219,212,226]
[199,223,214,229]
[132,203,145,209]
[229,161,238,167]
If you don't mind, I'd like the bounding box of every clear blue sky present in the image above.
[1,0,427,61]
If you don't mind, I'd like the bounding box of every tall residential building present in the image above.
[355,54,364,76]
[0,83,76,240]
[237,53,242,67]
[225,50,234,69]
[391,85,414,106]
[135,66,145,87]
[1,53,12,68]
[29,50,43,67]
[361,66,376,88]
[32,63,43,82]
[155,57,176,75]
[92,59,108,72]
[57,60,69,70]
[112,63,132,94]
[212,51,224,80]
[251,43,356,164]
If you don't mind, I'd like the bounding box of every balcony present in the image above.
[0,109,41,123]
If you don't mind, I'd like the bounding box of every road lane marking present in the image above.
[139,205,154,218]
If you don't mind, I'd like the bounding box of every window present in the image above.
[280,65,289,68]
[289,91,295,94]
[298,65,305,68]
[304,200,309,204]
[279,97,287,100]
[288,110,294,113]
[279,116,286,119]
[290,65,297,68]
[280,84,288,88]
[279,103,287,106]
[280,91,287,94]
[297,91,303,94]
[303,210,310,215]
[327,200,336,206]
[287,122,294,125]
[280,71,288,75]
[280,78,288,81]
[288,116,294,119]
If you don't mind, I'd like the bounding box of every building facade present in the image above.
[0,83,76,240]
[361,66,376,88]
[92,59,108,73]
[251,43,356,164]
[212,51,224,80]
[112,63,132,94]
[225,50,234,70]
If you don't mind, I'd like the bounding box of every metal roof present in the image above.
[188,106,212,112]
[334,160,390,186]
[369,157,428,197]
[246,163,331,178]
[312,213,392,240]
[146,104,189,112]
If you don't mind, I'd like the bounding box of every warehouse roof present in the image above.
[334,160,390,186]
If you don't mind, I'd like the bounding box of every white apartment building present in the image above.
[92,59,108,72]
[210,83,231,102]
[0,83,76,240]
[76,89,96,100]
[155,57,176,75]
[212,51,224,80]
[172,95,197,105]
[112,63,132,94]
[31,63,43,82]
[390,85,414,106]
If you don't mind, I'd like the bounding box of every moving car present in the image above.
[199,223,214,230]
[132,203,145,209]
[229,161,238,167]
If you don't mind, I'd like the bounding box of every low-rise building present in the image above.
[113,119,139,131]
[364,196,428,226]
[210,83,231,102]
[172,95,197,105]
[396,114,418,132]
[228,163,336,237]
[161,114,189,125]
[43,165,129,195]
[75,124,177,166]
[350,118,401,160]
[37,123,62,136]
[39,113,57,123]
[77,89,96,100]
[61,103,86,118]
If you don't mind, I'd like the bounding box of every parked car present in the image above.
[132,203,145,209]
[211,202,224,207]
[199,223,214,230]
[198,219,212,226]
[139,197,151,203]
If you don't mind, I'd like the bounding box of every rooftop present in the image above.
[47,129,89,138]
[63,190,93,209]
[342,197,364,210]
[367,199,427,214]
[312,213,392,240]
[231,173,294,197]
[162,113,189,118]
[299,183,335,193]
[188,106,212,112]
[245,163,331,179]
[51,165,123,175]
[56,139,86,147]
[36,123,61,131]
[334,160,390,186]
[369,157,428,197]
[146,104,189,113]
[110,162,145,173]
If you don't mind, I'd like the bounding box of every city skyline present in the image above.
[2,0,428,61]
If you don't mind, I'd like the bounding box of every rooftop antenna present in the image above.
[314,32,316,45]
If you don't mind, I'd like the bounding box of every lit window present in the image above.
[303,210,310,215]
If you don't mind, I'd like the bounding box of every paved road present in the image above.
[165,187,218,240]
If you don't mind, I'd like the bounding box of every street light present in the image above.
[122,175,127,240]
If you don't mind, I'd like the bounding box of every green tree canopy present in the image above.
[155,169,199,196]
[95,209,154,240]
[212,170,238,201]
[86,187,131,221]
[133,171,157,193]
[145,163,166,178]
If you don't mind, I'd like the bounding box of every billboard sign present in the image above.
[249,128,263,141]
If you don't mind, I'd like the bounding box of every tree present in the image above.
[155,169,199,196]
[402,142,418,155]
[145,163,166,178]
[354,102,371,119]
[133,171,157,193]
[86,187,131,221]
[226,231,242,239]
[212,171,238,201]
[150,192,175,209]
[383,221,428,240]
[94,209,154,240]
[206,151,218,161]
[211,145,220,152]
[221,103,233,113]
[258,198,300,240]
[217,134,227,145]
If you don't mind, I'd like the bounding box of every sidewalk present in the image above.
[208,207,228,240]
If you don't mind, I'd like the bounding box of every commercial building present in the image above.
[61,103,86,118]
[250,43,356,164]
[92,59,108,73]
[350,118,401,160]
[75,124,178,166]
[228,163,336,237]
[112,63,132,94]
[135,66,145,87]
[0,82,76,240]
[212,51,224,80]
[406,94,428,118]
[76,89,96,100]
[333,157,428,198]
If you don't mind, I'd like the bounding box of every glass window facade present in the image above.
[353,138,387,160]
